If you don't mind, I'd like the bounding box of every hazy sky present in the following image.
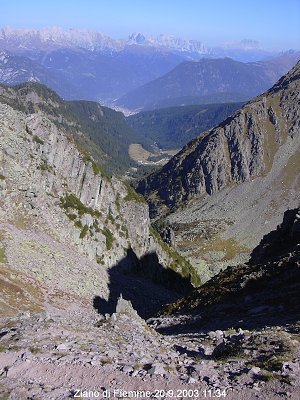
[1,0,299,50]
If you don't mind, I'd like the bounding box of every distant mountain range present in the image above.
[0,27,298,109]
[0,48,184,102]
[0,27,278,59]
[117,53,300,111]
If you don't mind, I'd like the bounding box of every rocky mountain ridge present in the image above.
[0,26,123,53]
[137,60,300,279]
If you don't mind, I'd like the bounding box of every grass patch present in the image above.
[124,183,146,203]
[115,194,121,212]
[106,213,115,225]
[33,135,44,145]
[60,194,100,218]
[0,389,11,400]
[79,224,89,239]
[37,160,55,174]
[0,247,6,263]
[102,228,114,250]
[66,213,77,221]
[74,220,82,229]
[0,344,7,352]
[29,346,42,354]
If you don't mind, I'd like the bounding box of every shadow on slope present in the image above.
[93,248,193,318]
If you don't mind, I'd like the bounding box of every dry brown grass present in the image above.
[0,265,44,317]
[128,143,151,162]
[128,143,179,163]
[178,236,249,263]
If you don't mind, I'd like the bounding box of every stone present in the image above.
[56,343,69,351]
[115,294,140,320]
[148,364,166,376]
[250,366,261,375]
[215,330,224,340]
[122,365,134,374]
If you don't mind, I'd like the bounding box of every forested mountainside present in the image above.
[127,102,243,150]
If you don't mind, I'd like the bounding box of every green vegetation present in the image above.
[66,100,142,175]
[74,220,82,229]
[149,226,201,287]
[66,213,77,221]
[80,225,89,239]
[25,125,33,135]
[115,194,121,212]
[0,174,5,180]
[37,160,55,174]
[33,135,44,145]
[60,194,102,238]
[60,194,99,218]
[96,255,105,265]
[102,227,114,250]
[0,246,6,263]
[124,183,146,203]
[29,346,42,354]
[106,213,115,225]
[120,225,129,239]
[0,385,11,400]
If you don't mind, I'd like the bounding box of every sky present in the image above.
[1,0,299,50]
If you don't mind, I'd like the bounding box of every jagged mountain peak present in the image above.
[127,32,208,54]
[0,26,123,52]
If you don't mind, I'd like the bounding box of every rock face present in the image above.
[0,86,197,318]
[137,60,300,278]
[249,207,300,265]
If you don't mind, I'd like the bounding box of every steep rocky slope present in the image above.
[137,61,300,280]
